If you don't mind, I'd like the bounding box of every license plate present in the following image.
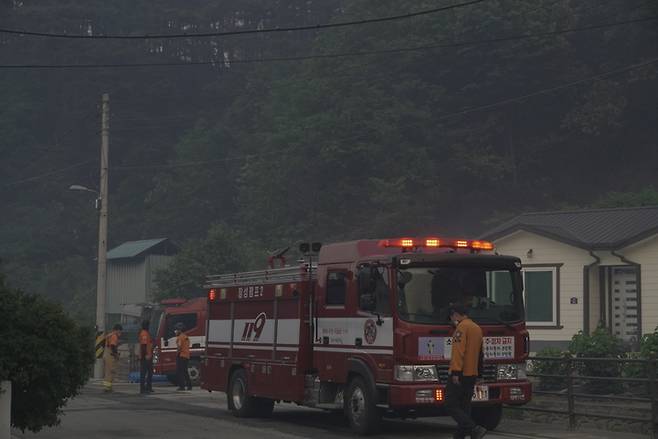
[472,385,489,401]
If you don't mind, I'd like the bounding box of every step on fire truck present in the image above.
[150,297,207,385]
[200,237,531,435]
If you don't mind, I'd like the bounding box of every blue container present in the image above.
[128,372,168,383]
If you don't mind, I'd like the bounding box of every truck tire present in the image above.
[188,359,201,386]
[345,376,381,435]
[228,369,274,418]
[472,404,503,431]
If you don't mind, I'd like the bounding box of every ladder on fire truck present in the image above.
[204,263,317,288]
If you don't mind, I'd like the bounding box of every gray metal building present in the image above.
[106,238,178,324]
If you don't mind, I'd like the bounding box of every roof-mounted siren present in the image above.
[268,246,290,269]
[299,242,322,255]
[378,237,494,252]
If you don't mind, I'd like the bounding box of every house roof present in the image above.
[107,238,178,260]
[480,206,658,250]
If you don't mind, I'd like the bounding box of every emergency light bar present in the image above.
[379,237,494,251]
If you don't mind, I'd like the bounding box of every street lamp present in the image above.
[70,183,108,380]
[69,185,101,209]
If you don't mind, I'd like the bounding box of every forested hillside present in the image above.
[0,0,656,319]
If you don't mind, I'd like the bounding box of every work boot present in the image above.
[471,425,487,439]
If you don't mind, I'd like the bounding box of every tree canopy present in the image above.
[0,0,656,306]
[0,272,95,432]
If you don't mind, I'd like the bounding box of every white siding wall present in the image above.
[494,231,597,342]
[619,234,658,335]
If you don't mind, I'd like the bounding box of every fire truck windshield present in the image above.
[396,266,524,325]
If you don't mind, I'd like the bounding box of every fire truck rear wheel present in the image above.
[345,376,381,435]
[227,369,273,417]
[228,369,256,417]
[471,404,502,430]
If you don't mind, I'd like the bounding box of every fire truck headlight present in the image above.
[497,363,526,380]
[153,346,160,364]
[395,365,438,382]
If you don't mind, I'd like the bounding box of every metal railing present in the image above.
[509,356,657,437]
[204,263,317,288]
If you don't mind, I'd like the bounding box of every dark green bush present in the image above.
[623,328,658,393]
[569,327,623,394]
[532,347,571,391]
[0,273,95,432]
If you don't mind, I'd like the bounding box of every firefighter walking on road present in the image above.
[139,320,154,394]
[103,324,123,393]
[445,304,487,439]
[175,323,192,391]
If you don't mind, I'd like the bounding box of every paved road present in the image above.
[12,382,647,439]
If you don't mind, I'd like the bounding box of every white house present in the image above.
[481,206,658,351]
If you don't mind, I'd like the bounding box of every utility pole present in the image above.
[94,93,110,379]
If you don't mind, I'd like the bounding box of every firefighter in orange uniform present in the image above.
[175,323,192,391]
[103,323,123,393]
[139,320,154,394]
[446,305,487,439]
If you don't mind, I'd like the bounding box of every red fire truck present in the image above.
[151,297,207,385]
[201,237,531,434]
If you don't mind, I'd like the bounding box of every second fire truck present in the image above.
[200,237,531,434]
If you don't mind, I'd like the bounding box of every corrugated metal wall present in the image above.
[106,255,174,314]
[106,260,147,314]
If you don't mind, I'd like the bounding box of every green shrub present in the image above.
[532,347,571,391]
[623,328,658,394]
[569,327,623,394]
[0,273,95,432]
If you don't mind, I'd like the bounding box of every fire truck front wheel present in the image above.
[345,376,381,435]
[471,404,503,430]
[227,369,274,418]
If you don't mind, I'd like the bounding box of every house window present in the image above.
[523,267,558,326]
[326,271,347,306]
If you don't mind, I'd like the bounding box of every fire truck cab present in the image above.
[152,297,207,385]
[201,237,531,434]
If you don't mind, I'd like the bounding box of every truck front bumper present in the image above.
[387,381,532,409]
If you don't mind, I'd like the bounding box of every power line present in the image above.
[110,55,658,171]
[0,0,487,40]
[3,159,96,187]
[1,15,655,70]
[436,56,658,121]
[112,149,295,171]
[8,55,656,179]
